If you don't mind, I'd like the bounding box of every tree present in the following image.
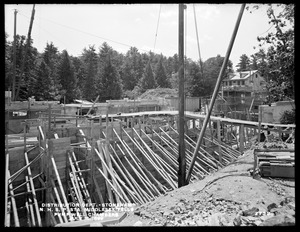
[81,45,98,101]
[98,56,122,102]
[248,4,294,103]
[120,59,136,90]
[154,56,170,88]
[32,60,57,100]
[188,61,202,97]
[236,54,251,72]
[139,61,156,92]
[57,50,77,103]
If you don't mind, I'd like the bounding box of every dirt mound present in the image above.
[139,88,178,100]
[113,147,295,227]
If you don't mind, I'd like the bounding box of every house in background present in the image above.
[214,70,268,120]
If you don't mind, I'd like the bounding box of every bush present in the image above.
[279,108,295,124]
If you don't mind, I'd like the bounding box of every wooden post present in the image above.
[24,120,27,153]
[258,106,262,143]
[48,104,51,139]
[4,145,9,227]
[216,120,222,164]
[239,124,245,152]
[99,115,102,139]
[177,3,186,187]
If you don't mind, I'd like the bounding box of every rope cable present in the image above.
[153,4,162,53]
[193,4,204,77]
[18,11,150,53]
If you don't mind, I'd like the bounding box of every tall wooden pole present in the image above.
[12,9,17,101]
[186,4,246,183]
[15,4,35,100]
[178,3,186,187]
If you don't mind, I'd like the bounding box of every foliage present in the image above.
[248,4,294,103]
[57,50,78,103]
[139,61,156,93]
[98,56,123,102]
[154,56,170,88]
[279,108,295,124]
[236,54,251,72]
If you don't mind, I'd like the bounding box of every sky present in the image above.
[4,4,288,70]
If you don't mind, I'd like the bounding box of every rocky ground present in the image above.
[111,142,295,227]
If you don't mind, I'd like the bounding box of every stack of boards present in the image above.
[254,149,294,178]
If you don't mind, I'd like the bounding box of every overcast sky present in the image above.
[5,4,287,70]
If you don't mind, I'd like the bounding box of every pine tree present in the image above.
[121,59,136,90]
[154,57,170,88]
[139,61,156,92]
[236,54,251,72]
[81,45,98,101]
[98,56,122,102]
[57,50,77,103]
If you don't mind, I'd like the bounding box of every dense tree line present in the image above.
[5,4,293,104]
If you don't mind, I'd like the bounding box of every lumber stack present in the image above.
[254,149,294,178]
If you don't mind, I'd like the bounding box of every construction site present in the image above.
[5,3,295,227]
[4,95,295,226]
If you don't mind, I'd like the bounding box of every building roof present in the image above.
[224,70,259,81]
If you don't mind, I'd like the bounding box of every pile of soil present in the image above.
[111,143,295,227]
[138,88,178,100]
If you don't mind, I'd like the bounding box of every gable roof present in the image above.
[225,70,259,81]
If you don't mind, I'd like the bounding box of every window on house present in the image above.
[237,81,240,85]
[241,80,245,85]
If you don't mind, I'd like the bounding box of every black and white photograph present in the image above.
[4,3,295,227]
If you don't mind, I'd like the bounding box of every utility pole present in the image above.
[178,3,187,187]
[15,4,35,101]
[12,9,17,101]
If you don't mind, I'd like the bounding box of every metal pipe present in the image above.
[186,4,246,183]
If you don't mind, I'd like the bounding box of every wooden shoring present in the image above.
[93,176,105,204]
[124,128,174,191]
[205,136,241,159]
[4,146,9,227]
[70,151,94,208]
[112,168,142,204]
[94,144,129,203]
[153,128,205,176]
[67,179,81,220]
[25,176,36,227]
[140,134,178,179]
[114,143,153,201]
[67,152,87,217]
[50,154,72,217]
[49,193,63,224]
[109,144,145,204]
[104,131,121,204]
[69,172,85,220]
[110,143,148,203]
[133,129,177,188]
[113,129,157,198]
[132,135,175,191]
[94,163,126,203]
[100,146,132,203]
[141,129,178,171]
[183,132,223,169]
[7,171,20,227]
[9,148,46,183]
[96,141,114,203]
[6,201,11,227]
[24,151,42,226]
[161,127,216,172]
[50,179,68,223]
[122,139,162,196]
